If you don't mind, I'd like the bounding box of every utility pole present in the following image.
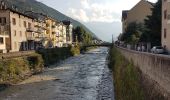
[112,35,113,43]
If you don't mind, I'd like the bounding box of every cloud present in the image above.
[80,0,90,9]
[68,8,89,22]
[67,0,157,23]
[67,1,121,23]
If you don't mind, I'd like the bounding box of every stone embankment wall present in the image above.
[117,46,170,98]
[0,51,35,59]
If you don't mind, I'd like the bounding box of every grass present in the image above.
[0,53,44,84]
[108,46,145,100]
[0,46,80,85]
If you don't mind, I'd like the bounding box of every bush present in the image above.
[70,45,80,56]
[37,47,73,66]
[109,47,144,100]
[0,53,44,84]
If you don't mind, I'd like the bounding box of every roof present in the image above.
[62,20,72,25]
[146,1,155,6]
[122,10,129,21]
[0,0,35,19]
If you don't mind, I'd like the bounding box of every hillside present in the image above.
[3,0,97,38]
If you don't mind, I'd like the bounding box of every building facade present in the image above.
[62,20,73,45]
[162,0,170,53]
[122,0,153,33]
[0,1,73,53]
[0,1,37,52]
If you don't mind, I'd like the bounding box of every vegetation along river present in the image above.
[0,47,115,100]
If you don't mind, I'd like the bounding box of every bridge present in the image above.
[83,43,113,48]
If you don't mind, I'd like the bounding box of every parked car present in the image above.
[151,46,164,54]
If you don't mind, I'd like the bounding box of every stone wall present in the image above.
[117,46,170,98]
[0,50,35,59]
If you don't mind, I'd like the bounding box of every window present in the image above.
[0,17,6,25]
[12,18,16,25]
[3,17,6,24]
[164,10,167,19]
[20,31,22,37]
[28,22,31,28]
[0,18,2,24]
[24,21,27,27]
[164,28,167,39]
[0,37,4,44]
[14,30,17,36]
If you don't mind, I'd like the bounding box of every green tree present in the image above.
[140,0,162,46]
[121,22,144,45]
[73,26,92,45]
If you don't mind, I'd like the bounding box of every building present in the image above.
[0,1,72,53]
[62,20,73,45]
[122,0,153,33]
[24,11,47,49]
[56,23,67,47]
[162,0,170,53]
[0,1,39,52]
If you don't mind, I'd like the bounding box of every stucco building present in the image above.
[0,0,73,53]
[0,1,37,52]
[122,0,153,33]
[162,0,170,53]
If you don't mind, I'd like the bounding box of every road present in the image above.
[0,47,114,100]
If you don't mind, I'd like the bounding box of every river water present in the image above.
[0,47,114,100]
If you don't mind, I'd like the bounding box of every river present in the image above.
[0,47,114,100]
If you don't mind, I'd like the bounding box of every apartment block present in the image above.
[122,0,153,33]
[62,20,73,45]
[162,0,170,53]
[0,1,37,52]
[0,1,73,53]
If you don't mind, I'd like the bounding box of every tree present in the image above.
[121,22,144,45]
[73,26,92,45]
[141,0,162,46]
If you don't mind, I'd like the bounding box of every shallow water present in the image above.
[0,47,114,100]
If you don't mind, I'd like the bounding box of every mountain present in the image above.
[2,0,97,38]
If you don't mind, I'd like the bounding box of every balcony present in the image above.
[52,32,56,35]
[26,27,35,32]
[52,25,56,28]
[26,33,35,40]
[0,25,9,37]
[36,29,44,33]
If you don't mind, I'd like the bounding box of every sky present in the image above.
[37,0,157,42]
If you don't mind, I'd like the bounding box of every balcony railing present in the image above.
[26,33,35,40]
[0,25,9,37]
[52,25,56,28]
[26,27,35,32]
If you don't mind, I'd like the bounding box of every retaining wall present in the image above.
[117,46,170,97]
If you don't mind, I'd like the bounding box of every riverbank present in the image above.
[0,46,80,88]
[108,46,145,100]
[0,47,114,100]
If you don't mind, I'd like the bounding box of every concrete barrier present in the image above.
[117,46,170,96]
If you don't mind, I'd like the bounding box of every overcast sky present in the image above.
[37,0,157,42]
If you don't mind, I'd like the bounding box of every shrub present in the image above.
[109,47,144,100]
[0,53,44,84]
